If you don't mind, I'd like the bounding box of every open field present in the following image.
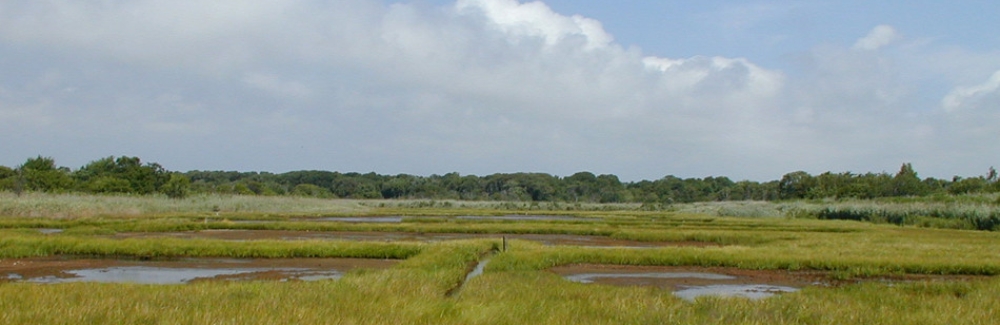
[2,193,1000,324]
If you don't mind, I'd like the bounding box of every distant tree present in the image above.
[892,163,927,196]
[947,176,987,195]
[778,171,815,199]
[595,174,626,203]
[330,173,382,199]
[291,183,334,198]
[456,175,484,200]
[75,156,169,194]
[20,156,74,192]
[0,165,19,193]
[381,175,416,199]
[565,172,598,202]
[85,176,132,193]
[161,174,191,199]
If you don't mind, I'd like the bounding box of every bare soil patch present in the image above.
[110,230,716,247]
[549,264,823,289]
[548,264,989,290]
[0,256,398,283]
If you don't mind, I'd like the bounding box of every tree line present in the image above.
[2,156,998,202]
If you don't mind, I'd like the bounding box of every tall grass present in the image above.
[810,203,1000,230]
[0,240,496,325]
[3,275,996,324]
[454,270,1000,325]
[3,197,1000,324]
[0,231,423,259]
[0,192,371,218]
[487,226,1000,276]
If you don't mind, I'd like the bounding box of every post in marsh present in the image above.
[502,236,507,252]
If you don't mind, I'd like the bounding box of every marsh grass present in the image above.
[0,192,371,218]
[4,193,1000,324]
[0,240,495,325]
[0,231,423,259]
[4,273,997,324]
[486,226,1000,276]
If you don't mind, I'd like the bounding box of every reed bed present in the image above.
[454,271,1000,325]
[487,226,1000,277]
[0,232,423,259]
[3,264,998,324]
[4,194,1000,324]
[0,192,371,218]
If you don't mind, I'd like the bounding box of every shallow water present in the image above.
[564,272,736,283]
[2,257,396,284]
[464,258,491,283]
[311,216,404,223]
[25,266,344,284]
[447,257,492,296]
[455,215,586,221]
[28,267,273,284]
[306,215,584,223]
[673,284,799,301]
[37,228,64,234]
[561,271,800,301]
[112,231,693,248]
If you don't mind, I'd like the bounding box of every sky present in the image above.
[1,0,999,182]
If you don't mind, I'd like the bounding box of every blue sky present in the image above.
[2,0,999,181]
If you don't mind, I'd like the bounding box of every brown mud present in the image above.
[0,256,398,283]
[110,230,716,248]
[548,264,990,290]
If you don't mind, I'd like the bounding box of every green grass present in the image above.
[3,192,1000,324]
[0,231,423,259]
[3,261,999,324]
[0,192,372,218]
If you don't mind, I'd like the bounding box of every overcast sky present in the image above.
[2,0,999,181]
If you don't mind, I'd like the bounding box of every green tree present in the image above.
[85,176,132,193]
[75,156,169,194]
[291,183,334,198]
[778,171,815,200]
[161,174,191,199]
[565,172,598,202]
[0,165,16,191]
[892,163,927,196]
[947,176,987,195]
[20,156,74,192]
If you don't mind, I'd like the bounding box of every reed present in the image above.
[5,272,995,324]
[0,192,371,218]
[0,232,423,259]
[4,194,1000,324]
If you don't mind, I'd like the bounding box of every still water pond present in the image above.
[552,265,808,301]
[1,257,398,284]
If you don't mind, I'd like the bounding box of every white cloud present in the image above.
[942,70,1000,112]
[0,1,997,180]
[455,0,612,50]
[853,25,899,51]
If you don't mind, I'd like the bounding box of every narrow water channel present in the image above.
[447,257,492,296]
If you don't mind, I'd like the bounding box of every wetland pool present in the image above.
[551,264,992,301]
[551,264,817,301]
[110,230,715,248]
[0,257,398,284]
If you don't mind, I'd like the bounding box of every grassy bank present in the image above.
[2,241,999,324]
[3,193,1000,324]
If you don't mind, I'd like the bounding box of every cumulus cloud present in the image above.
[0,1,997,180]
[455,0,613,50]
[853,25,899,51]
[942,70,1000,112]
